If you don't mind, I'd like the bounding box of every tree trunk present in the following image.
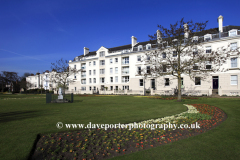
[177,73,181,101]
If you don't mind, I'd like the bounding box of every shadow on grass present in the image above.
[0,110,45,123]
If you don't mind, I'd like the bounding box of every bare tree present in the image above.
[51,58,81,94]
[144,18,235,101]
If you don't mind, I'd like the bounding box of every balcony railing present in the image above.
[122,71,129,75]
[81,75,86,78]
[122,79,129,83]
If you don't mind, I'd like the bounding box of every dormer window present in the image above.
[138,45,143,51]
[75,57,79,61]
[204,34,212,41]
[146,44,151,50]
[193,36,198,42]
[229,29,237,37]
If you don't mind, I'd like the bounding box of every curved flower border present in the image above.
[128,104,199,126]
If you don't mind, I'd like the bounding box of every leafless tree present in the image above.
[143,18,237,101]
[51,58,81,94]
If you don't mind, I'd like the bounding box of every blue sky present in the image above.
[0,0,239,76]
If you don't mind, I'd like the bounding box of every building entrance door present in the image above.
[212,76,219,89]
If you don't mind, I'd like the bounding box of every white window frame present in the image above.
[229,29,237,37]
[139,79,143,86]
[110,77,113,83]
[206,46,211,53]
[89,78,92,83]
[138,45,143,51]
[231,75,238,85]
[204,34,212,41]
[115,58,118,63]
[230,42,237,51]
[110,59,113,64]
[100,77,105,83]
[165,78,169,86]
[93,69,96,75]
[231,58,238,68]
[110,68,113,74]
[146,44,151,50]
[93,78,96,83]
[89,62,91,66]
[100,51,105,57]
[100,69,105,74]
[115,76,118,83]
[137,55,141,61]
[89,70,91,75]
[100,60,105,65]
[93,61,96,66]
[115,67,118,74]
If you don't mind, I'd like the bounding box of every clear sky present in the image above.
[0,0,239,76]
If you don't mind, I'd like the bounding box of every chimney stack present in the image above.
[131,36,137,48]
[84,47,89,56]
[218,15,223,32]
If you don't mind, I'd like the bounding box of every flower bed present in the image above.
[31,104,226,160]
[149,96,198,100]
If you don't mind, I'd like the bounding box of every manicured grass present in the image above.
[0,95,186,160]
[111,98,240,160]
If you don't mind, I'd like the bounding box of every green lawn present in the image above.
[0,95,239,160]
[0,95,187,160]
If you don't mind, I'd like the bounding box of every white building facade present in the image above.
[68,16,240,96]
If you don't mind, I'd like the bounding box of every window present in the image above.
[122,57,129,64]
[100,60,105,65]
[173,51,177,57]
[146,66,150,74]
[137,66,141,74]
[35,77,37,80]
[115,67,118,74]
[195,77,201,85]
[229,30,237,37]
[122,67,129,74]
[162,52,166,59]
[89,70,91,75]
[206,61,212,69]
[193,48,198,55]
[110,77,113,83]
[81,87,86,91]
[100,69,105,74]
[173,63,177,70]
[81,79,86,84]
[115,76,118,83]
[146,44,151,49]
[206,46,211,53]
[204,34,211,41]
[89,87,92,91]
[147,56,150,61]
[74,74,76,79]
[75,87,77,91]
[100,51,105,57]
[89,62,91,66]
[93,70,96,75]
[93,78,96,83]
[138,45,143,51]
[193,36,198,42]
[231,58,237,68]
[231,75,238,85]
[193,64,199,70]
[115,58,118,63]
[74,65,76,69]
[110,59,113,64]
[93,86,96,90]
[137,55,141,61]
[115,86,118,90]
[139,79,143,86]
[163,65,167,72]
[122,76,129,82]
[100,78,105,83]
[89,78,92,83]
[230,42,237,51]
[110,86,113,90]
[165,78,169,86]
[93,61,96,66]
[110,68,113,74]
